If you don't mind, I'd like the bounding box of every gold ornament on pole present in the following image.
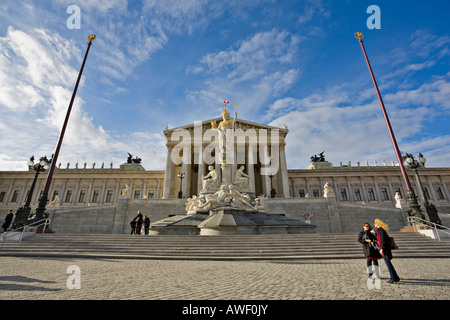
[354,32,363,41]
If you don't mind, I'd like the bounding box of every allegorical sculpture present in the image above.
[185,101,259,213]
[201,165,220,193]
[310,151,326,163]
[127,153,142,164]
[233,165,250,190]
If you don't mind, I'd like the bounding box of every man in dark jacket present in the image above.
[134,211,144,235]
[144,215,151,235]
[2,210,14,232]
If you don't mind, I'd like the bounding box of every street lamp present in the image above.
[268,173,276,198]
[402,153,441,224]
[178,172,186,199]
[14,155,52,227]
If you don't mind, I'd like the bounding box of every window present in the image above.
[134,190,141,199]
[435,187,445,200]
[52,190,60,201]
[340,188,348,201]
[78,190,86,203]
[368,188,376,201]
[10,190,19,203]
[312,189,319,198]
[298,189,305,198]
[64,190,73,203]
[105,190,114,203]
[354,188,362,201]
[148,190,155,199]
[0,191,5,202]
[381,188,389,200]
[394,188,402,198]
[92,190,99,203]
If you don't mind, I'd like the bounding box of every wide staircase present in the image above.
[1,231,450,260]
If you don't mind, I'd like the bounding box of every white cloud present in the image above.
[267,72,450,169]
[186,29,301,118]
[196,29,299,78]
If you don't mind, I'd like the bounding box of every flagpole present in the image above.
[34,34,96,221]
[354,32,423,219]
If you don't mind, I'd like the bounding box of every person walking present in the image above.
[358,223,382,278]
[134,211,143,235]
[2,210,14,233]
[374,219,400,283]
[144,215,151,235]
[130,218,136,235]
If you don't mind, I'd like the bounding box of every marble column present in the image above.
[279,147,290,198]
[17,181,27,206]
[99,179,106,204]
[163,145,175,199]
[31,181,41,205]
[345,178,353,202]
[59,180,67,206]
[181,162,191,198]
[387,177,395,204]
[2,182,14,205]
[114,179,120,202]
[359,177,368,203]
[440,176,450,200]
[72,180,80,205]
[247,143,256,194]
[373,178,382,203]
[427,178,438,202]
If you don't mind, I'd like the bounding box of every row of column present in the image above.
[292,174,450,203]
[2,178,163,207]
[162,144,291,199]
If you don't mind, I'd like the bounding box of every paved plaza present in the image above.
[0,257,448,301]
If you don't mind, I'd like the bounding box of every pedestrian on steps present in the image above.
[2,210,14,233]
[144,215,151,235]
[134,210,143,235]
[130,218,136,235]
[374,219,400,283]
[358,222,382,278]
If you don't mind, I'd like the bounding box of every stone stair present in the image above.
[1,232,450,260]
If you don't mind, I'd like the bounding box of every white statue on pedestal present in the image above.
[121,184,129,197]
[254,195,269,212]
[197,185,230,210]
[233,165,249,190]
[229,185,257,211]
[323,182,334,197]
[201,166,219,192]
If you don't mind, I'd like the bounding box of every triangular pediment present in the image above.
[163,118,288,136]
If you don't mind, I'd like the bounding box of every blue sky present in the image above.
[0,0,449,172]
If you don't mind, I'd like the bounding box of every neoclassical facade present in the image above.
[1,117,450,222]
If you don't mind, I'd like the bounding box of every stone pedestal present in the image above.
[150,208,316,236]
[307,161,333,170]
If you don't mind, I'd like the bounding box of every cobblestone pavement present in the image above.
[0,257,449,301]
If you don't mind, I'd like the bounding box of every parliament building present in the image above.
[1,116,449,234]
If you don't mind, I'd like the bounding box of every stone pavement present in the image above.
[0,257,448,302]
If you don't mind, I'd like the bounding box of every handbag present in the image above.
[390,236,399,250]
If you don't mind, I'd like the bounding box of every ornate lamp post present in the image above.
[402,153,441,224]
[178,172,185,199]
[14,156,51,227]
[268,173,276,198]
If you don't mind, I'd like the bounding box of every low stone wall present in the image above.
[266,196,407,233]
[47,195,411,234]
[48,198,186,234]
